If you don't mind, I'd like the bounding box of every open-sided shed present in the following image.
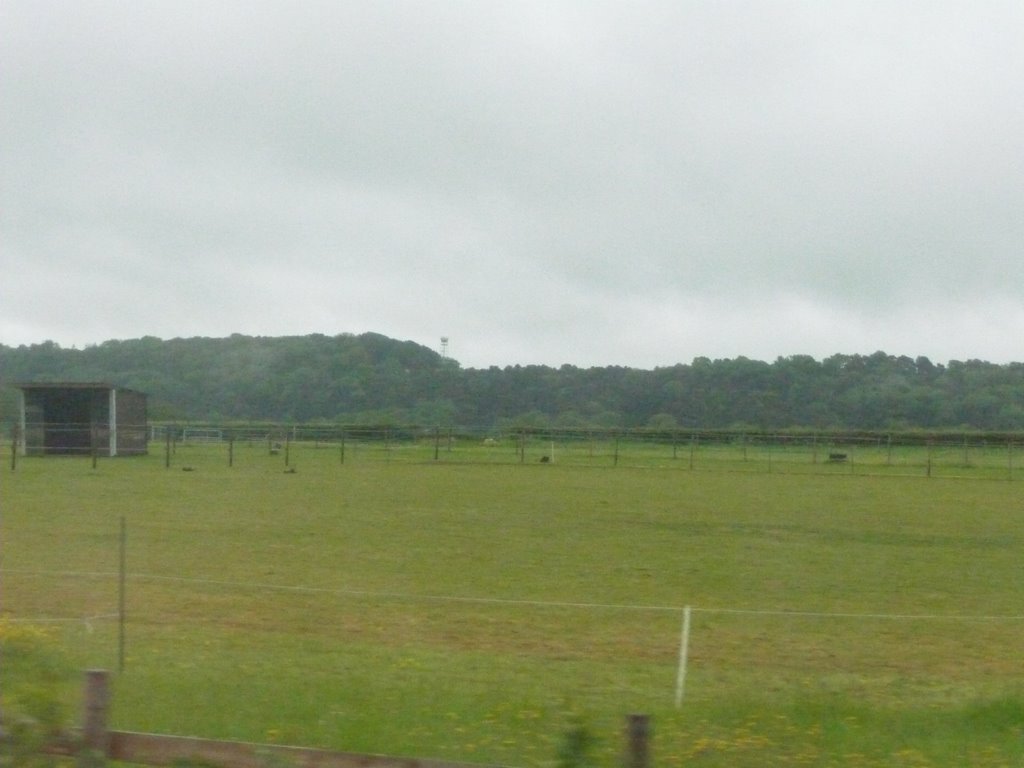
[17,383,148,456]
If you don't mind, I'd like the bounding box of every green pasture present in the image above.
[2,445,1024,767]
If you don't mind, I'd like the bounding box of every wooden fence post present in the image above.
[624,714,649,768]
[80,670,110,767]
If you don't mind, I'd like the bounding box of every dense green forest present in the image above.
[2,332,1024,431]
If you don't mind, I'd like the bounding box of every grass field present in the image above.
[3,442,1024,767]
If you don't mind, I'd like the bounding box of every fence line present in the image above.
[6,567,1024,623]
[2,612,118,625]
[45,670,649,768]
[47,670,523,768]
[15,423,1024,481]
[103,731,512,768]
[10,568,1023,723]
[159,428,1024,482]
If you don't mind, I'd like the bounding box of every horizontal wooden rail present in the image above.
[108,730,494,768]
[49,671,648,768]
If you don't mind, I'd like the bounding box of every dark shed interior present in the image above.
[17,383,148,456]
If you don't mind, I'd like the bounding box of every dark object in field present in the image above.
[181,466,195,472]
[540,455,550,463]
[284,467,297,474]
[827,453,848,462]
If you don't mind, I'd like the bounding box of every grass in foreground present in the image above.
[2,449,1023,766]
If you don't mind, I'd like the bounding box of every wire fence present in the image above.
[11,423,1020,481]
[5,567,1023,715]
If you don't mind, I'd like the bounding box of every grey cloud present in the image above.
[3,1,1024,367]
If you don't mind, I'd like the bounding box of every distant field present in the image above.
[137,429,1024,480]
[3,446,1023,767]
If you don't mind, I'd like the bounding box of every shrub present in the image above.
[0,620,76,767]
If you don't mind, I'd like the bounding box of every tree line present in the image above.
[2,332,1024,432]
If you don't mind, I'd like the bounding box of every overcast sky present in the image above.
[3,2,1023,369]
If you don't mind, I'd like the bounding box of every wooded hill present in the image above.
[2,333,1024,431]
